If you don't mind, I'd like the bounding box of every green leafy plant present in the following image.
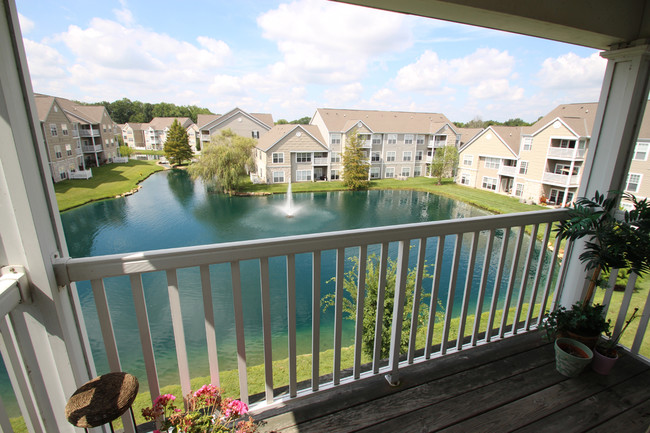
[543,301,610,342]
[141,385,256,433]
[596,307,639,357]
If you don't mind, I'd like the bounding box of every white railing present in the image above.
[83,145,103,153]
[313,157,329,165]
[79,129,99,137]
[52,209,572,415]
[498,166,517,176]
[113,157,129,163]
[547,147,587,159]
[542,172,580,186]
[68,169,92,179]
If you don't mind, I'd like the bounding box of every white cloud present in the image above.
[18,13,34,34]
[469,79,524,100]
[324,82,363,105]
[257,0,412,84]
[23,39,67,79]
[537,52,606,90]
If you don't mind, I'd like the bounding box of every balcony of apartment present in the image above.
[498,165,517,177]
[542,171,580,186]
[79,128,99,138]
[82,144,104,153]
[547,147,587,160]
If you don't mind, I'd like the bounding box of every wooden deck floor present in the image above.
[251,331,650,433]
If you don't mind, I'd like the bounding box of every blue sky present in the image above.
[16,0,606,123]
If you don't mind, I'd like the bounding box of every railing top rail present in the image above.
[53,208,568,285]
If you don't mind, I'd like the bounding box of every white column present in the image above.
[0,1,98,431]
[560,44,650,306]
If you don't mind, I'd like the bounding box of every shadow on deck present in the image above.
[251,331,650,432]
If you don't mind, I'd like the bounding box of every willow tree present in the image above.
[342,128,370,190]
[188,129,256,194]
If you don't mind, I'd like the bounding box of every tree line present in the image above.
[77,98,214,124]
[453,116,536,129]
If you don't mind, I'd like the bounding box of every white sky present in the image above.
[16,0,606,123]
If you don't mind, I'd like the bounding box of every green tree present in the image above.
[118,145,134,157]
[322,253,439,358]
[342,128,370,190]
[290,116,311,124]
[164,119,193,165]
[188,129,256,194]
[276,119,289,124]
[430,145,459,184]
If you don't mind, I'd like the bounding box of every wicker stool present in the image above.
[65,372,139,432]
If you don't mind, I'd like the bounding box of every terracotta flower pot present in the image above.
[592,348,619,375]
[554,338,593,377]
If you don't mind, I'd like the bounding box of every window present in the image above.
[330,169,340,180]
[515,183,524,197]
[626,173,642,192]
[522,137,532,151]
[62,124,68,136]
[370,167,380,179]
[416,135,425,145]
[549,189,574,205]
[460,174,471,185]
[296,152,311,163]
[59,168,67,180]
[372,134,382,145]
[50,124,57,136]
[463,155,473,166]
[358,133,371,145]
[554,164,579,175]
[401,167,411,177]
[330,133,341,145]
[65,144,72,156]
[434,135,447,146]
[387,134,397,145]
[519,161,528,175]
[404,134,414,145]
[482,176,497,191]
[634,142,649,161]
[330,152,341,163]
[272,152,284,163]
[295,170,312,181]
[484,157,500,169]
[402,151,412,161]
[414,166,422,176]
[551,138,576,148]
[103,124,106,132]
[272,171,285,183]
[371,152,380,162]
[54,145,62,158]
[386,151,396,162]
[415,151,423,161]
[385,167,395,178]
[252,130,260,139]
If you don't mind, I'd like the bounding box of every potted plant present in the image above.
[542,301,610,349]
[592,307,639,375]
[554,337,594,377]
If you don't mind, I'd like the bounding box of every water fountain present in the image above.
[285,179,295,218]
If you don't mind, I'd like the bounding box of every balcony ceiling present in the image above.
[336,0,650,50]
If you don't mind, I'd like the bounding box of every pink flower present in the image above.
[153,393,176,408]
[223,398,248,418]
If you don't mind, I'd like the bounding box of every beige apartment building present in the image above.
[198,108,274,146]
[121,122,147,149]
[457,102,650,207]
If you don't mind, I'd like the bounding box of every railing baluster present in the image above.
[441,234,463,354]
[536,235,562,326]
[387,240,410,385]
[499,227,524,338]
[91,279,122,373]
[199,265,220,387]
[526,224,551,330]
[425,237,444,358]
[486,228,510,342]
[286,254,297,398]
[612,273,637,337]
[457,232,479,349]
[513,224,538,334]
[333,248,345,385]
[230,261,248,405]
[166,270,191,403]
[631,278,650,355]
[472,230,495,345]
[550,240,573,312]
[129,274,160,403]
[408,238,427,363]
[601,269,619,316]
[259,257,273,403]
[312,251,321,391]
[354,245,368,379]
[372,242,389,373]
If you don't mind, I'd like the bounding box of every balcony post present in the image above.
[560,43,650,306]
[0,1,99,431]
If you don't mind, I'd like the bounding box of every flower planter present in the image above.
[554,338,593,377]
[592,348,619,375]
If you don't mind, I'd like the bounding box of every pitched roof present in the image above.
[197,114,221,129]
[528,103,599,137]
[256,124,326,152]
[123,122,147,131]
[457,127,483,147]
[491,126,524,154]
[314,108,455,134]
[33,94,55,122]
[250,113,274,128]
[200,108,274,131]
[147,117,194,130]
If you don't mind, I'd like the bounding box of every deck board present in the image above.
[252,331,650,433]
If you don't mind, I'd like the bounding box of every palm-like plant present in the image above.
[555,191,650,306]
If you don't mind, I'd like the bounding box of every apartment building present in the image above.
[254,124,328,183]
[309,108,460,181]
[457,102,650,206]
[121,122,147,149]
[34,95,86,182]
[198,108,274,146]
[143,117,195,150]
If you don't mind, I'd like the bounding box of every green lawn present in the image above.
[54,160,164,211]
